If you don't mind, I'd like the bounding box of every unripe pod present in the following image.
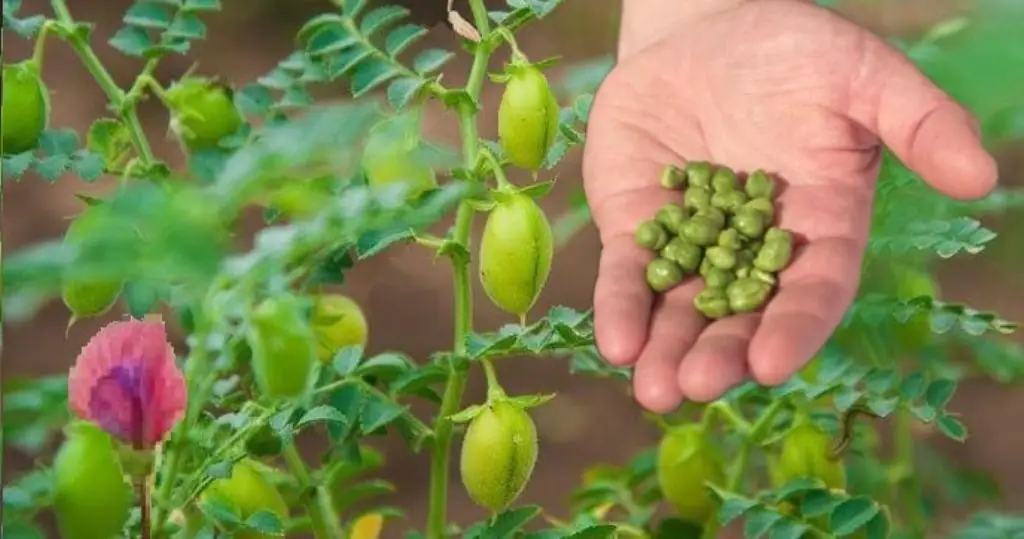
[53,421,133,539]
[247,294,317,399]
[200,459,289,539]
[460,401,538,512]
[656,424,725,524]
[165,76,243,150]
[479,192,553,319]
[772,422,846,491]
[1,61,49,156]
[891,265,938,353]
[362,113,438,200]
[311,293,369,363]
[498,65,560,171]
[60,205,124,322]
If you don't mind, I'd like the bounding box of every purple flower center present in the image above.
[88,362,150,448]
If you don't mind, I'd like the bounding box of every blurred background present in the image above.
[3,0,1024,536]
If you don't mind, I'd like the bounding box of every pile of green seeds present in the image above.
[635,162,795,319]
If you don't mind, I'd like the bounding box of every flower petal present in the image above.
[69,319,187,448]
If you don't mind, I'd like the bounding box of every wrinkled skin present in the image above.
[584,0,997,412]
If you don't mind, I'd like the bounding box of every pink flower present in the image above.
[68,319,187,449]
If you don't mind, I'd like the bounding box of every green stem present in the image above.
[479,147,513,189]
[726,400,785,491]
[710,401,752,433]
[282,444,344,539]
[494,27,525,62]
[50,0,156,165]
[481,359,504,399]
[895,408,927,535]
[31,21,54,66]
[425,2,494,538]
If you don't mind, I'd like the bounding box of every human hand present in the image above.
[583,0,998,412]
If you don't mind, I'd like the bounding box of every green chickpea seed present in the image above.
[732,208,766,239]
[681,216,720,246]
[745,169,777,199]
[695,207,726,229]
[685,161,714,188]
[718,228,743,249]
[683,186,712,210]
[750,267,776,285]
[660,165,687,190]
[699,257,713,277]
[646,258,685,292]
[765,227,791,243]
[754,234,793,272]
[711,167,738,192]
[710,190,748,212]
[704,267,735,289]
[694,287,731,319]
[742,198,775,224]
[635,220,670,251]
[705,245,737,270]
[661,238,703,273]
[726,277,773,313]
[655,204,688,234]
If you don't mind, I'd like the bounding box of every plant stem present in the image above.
[726,400,785,491]
[138,475,153,539]
[479,146,512,189]
[31,21,54,66]
[425,2,494,537]
[283,443,344,539]
[49,0,157,165]
[482,359,504,398]
[151,348,218,537]
[895,408,927,535]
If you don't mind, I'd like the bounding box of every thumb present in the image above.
[854,41,998,200]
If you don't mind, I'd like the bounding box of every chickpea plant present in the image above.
[3,1,1024,539]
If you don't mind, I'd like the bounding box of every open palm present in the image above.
[583,0,997,412]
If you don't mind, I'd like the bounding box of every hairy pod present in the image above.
[460,400,539,512]
[53,421,133,539]
[656,424,726,525]
[2,61,49,156]
[498,65,560,170]
[362,113,438,200]
[165,76,243,150]
[311,293,369,362]
[479,192,553,319]
[60,205,124,322]
[247,294,317,399]
[772,422,846,491]
[200,459,289,539]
